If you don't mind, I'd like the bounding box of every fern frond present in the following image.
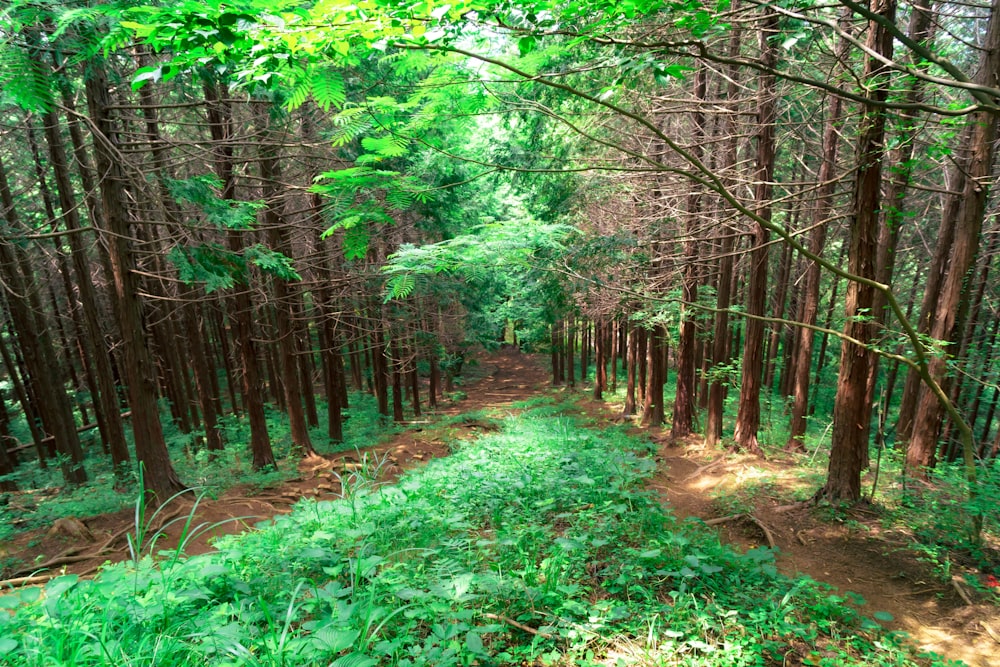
[361,135,408,158]
[328,106,372,146]
[311,66,345,111]
[385,188,414,211]
[343,224,369,260]
[285,79,310,111]
[0,46,52,111]
[384,273,416,301]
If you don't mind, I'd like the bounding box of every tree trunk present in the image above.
[907,0,1000,471]
[821,0,895,502]
[372,315,390,417]
[84,65,183,501]
[671,66,706,441]
[764,234,794,391]
[733,9,778,456]
[391,340,405,423]
[41,105,131,472]
[0,324,46,467]
[593,320,605,400]
[705,16,742,446]
[786,34,846,450]
[204,79,275,470]
[624,324,638,417]
[567,320,576,387]
[256,102,316,456]
[184,305,223,452]
[864,0,936,421]
[642,326,665,426]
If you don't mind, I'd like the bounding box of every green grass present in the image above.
[0,399,957,666]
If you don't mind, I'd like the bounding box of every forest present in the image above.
[1,0,1000,664]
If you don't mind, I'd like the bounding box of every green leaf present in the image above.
[168,175,263,229]
[465,630,484,655]
[167,244,245,292]
[0,47,53,111]
[361,135,409,158]
[311,66,346,111]
[330,652,377,667]
[385,273,416,301]
[244,245,301,281]
[0,638,17,655]
[285,79,311,111]
[343,224,370,260]
[132,65,164,91]
[312,627,360,652]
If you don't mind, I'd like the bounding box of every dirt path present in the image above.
[1,348,551,586]
[645,436,1000,667]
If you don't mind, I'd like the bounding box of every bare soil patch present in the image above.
[0,348,550,586]
[569,392,999,665]
[645,431,1000,667]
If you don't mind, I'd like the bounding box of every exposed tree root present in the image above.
[705,513,777,549]
[482,613,553,639]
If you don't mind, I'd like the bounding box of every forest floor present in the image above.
[644,436,1000,667]
[0,347,550,585]
[3,349,999,665]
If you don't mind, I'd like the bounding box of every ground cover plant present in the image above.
[0,391,395,550]
[0,398,956,666]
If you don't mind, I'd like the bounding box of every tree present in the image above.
[84,61,185,502]
[732,9,779,457]
[907,0,1000,472]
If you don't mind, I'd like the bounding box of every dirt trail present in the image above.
[1,348,550,585]
[646,438,1000,667]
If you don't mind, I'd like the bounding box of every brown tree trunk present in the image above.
[257,103,315,456]
[85,65,183,501]
[0,385,17,491]
[551,322,562,385]
[907,0,1000,471]
[863,1,935,421]
[210,306,240,415]
[822,0,895,502]
[428,350,440,409]
[566,320,576,387]
[41,105,131,472]
[642,326,666,426]
[0,324,46,466]
[204,79,275,470]
[607,320,618,394]
[733,9,778,456]
[764,235,794,391]
[672,66,706,441]
[391,340,405,423]
[184,305,223,452]
[372,316,390,417]
[0,234,86,485]
[624,324,638,417]
[408,342,422,418]
[705,14,742,446]
[786,35,846,450]
[593,320,605,400]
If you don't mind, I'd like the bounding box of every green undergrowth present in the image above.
[0,400,957,666]
[0,391,399,546]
